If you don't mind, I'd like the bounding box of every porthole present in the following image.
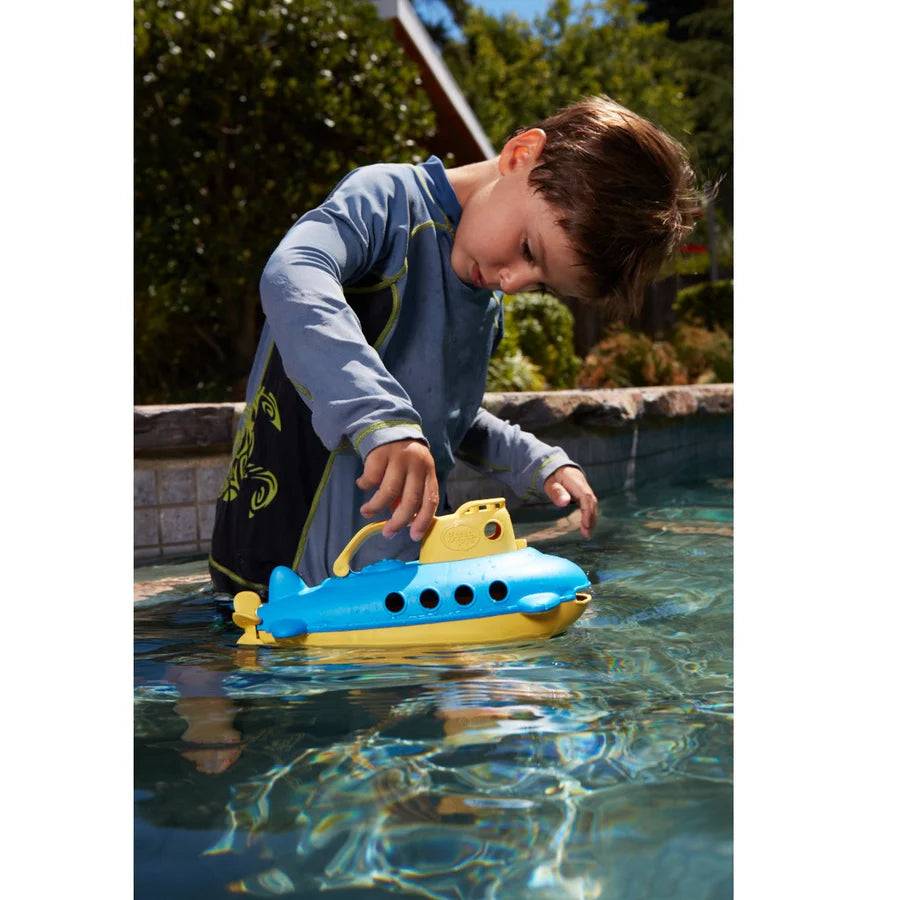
[484,520,502,540]
[454,585,474,606]
[385,592,404,613]
[489,580,508,601]
[420,588,439,610]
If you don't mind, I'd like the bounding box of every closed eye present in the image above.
[521,240,548,293]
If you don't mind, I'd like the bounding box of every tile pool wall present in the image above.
[134,384,733,561]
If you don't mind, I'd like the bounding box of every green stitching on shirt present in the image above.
[410,164,436,204]
[531,453,567,494]
[411,219,454,238]
[291,448,341,571]
[290,377,312,401]
[344,258,408,293]
[208,555,268,594]
[411,164,456,233]
[353,420,423,452]
[372,281,400,350]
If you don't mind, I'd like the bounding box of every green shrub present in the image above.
[664,247,734,278]
[134,0,437,402]
[576,320,733,388]
[673,321,733,383]
[576,325,688,389]
[657,213,733,279]
[486,349,545,392]
[487,292,581,391]
[673,279,734,335]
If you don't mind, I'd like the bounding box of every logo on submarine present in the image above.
[440,524,480,551]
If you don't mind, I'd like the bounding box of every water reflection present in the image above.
[134,477,732,899]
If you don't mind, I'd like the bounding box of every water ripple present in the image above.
[134,476,733,899]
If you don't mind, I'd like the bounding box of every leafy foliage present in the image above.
[441,0,695,154]
[577,325,687,388]
[135,0,732,402]
[640,0,732,230]
[486,349,545,392]
[662,242,732,278]
[673,278,733,334]
[134,0,436,402]
[487,293,581,391]
[506,292,582,388]
[672,320,732,383]
[576,317,731,388]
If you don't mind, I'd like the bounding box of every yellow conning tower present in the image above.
[418,497,526,564]
[332,498,526,577]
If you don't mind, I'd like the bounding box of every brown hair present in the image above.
[520,95,701,317]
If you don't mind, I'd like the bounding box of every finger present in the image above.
[382,472,423,538]
[578,494,598,538]
[359,461,404,520]
[360,483,401,520]
[409,470,440,541]
[565,477,597,538]
[549,467,597,538]
[546,480,572,508]
[356,452,387,497]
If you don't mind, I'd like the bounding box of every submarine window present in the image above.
[385,592,405,613]
[484,520,502,540]
[454,585,474,606]
[489,580,508,601]
[420,588,439,609]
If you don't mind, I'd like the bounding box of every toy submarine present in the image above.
[232,498,591,648]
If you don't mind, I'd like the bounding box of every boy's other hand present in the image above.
[357,439,440,541]
[543,466,598,538]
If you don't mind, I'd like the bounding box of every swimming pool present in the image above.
[134,475,733,899]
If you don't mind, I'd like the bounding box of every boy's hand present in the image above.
[543,466,598,538]
[357,439,440,541]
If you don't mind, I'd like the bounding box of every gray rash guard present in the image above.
[209,156,579,592]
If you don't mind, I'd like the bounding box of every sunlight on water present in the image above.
[134,476,733,900]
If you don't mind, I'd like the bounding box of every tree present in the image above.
[639,0,708,40]
[441,0,695,152]
[134,0,437,402]
[640,0,733,221]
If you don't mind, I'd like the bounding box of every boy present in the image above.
[209,95,699,594]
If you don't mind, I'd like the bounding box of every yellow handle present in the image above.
[332,520,388,577]
[332,498,523,576]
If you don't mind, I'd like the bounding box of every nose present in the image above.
[498,264,537,294]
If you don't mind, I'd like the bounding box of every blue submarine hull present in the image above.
[235,546,591,648]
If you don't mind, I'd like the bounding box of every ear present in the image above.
[498,128,547,175]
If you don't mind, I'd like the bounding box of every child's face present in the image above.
[451,129,585,301]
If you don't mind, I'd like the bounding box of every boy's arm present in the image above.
[456,408,597,538]
[258,167,439,535]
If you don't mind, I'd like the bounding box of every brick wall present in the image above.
[134,456,232,559]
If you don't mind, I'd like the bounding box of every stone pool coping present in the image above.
[134,384,733,561]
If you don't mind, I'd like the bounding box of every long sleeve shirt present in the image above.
[210,156,578,591]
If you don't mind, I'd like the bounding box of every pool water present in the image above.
[134,476,733,899]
